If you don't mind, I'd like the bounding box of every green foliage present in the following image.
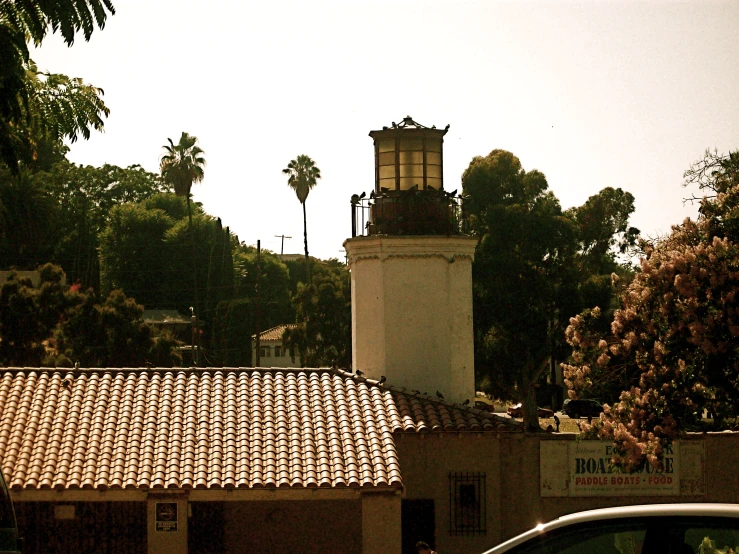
[0,263,181,367]
[52,289,153,367]
[463,149,638,431]
[0,172,57,268]
[233,247,293,329]
[283,261,351,368]
[99,202,175,306]
[26,160,170,288]
[0,272,46,365]
[205,219,235,318]
[210,299,253,367]
[160,132,205,198]
[564,150,739,472]
[566,187,640,272]
[163,213,219,314]
[0,0,115,170]
[143,192,190,220]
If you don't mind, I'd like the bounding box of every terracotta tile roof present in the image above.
[0,368,519,492]
[252,324,296,342]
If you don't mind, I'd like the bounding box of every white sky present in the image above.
[31,0,739,261]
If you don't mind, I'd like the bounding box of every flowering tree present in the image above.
[563,150,739,472]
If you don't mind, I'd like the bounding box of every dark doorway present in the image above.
[15,502,146,554]
[402,499,435,554]
[189,502,225,554]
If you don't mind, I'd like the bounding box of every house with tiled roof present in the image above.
[0,366,519,553]
[0,118,527,554]
[251,324,300,368]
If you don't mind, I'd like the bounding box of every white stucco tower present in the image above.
[343,117,477,405]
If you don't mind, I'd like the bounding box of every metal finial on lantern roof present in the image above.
[391,115,442,130]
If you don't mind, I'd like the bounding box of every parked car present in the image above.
[481,503,739,553]
[475,400,496,413]
[562,398,603,418]
[507,404,554,418]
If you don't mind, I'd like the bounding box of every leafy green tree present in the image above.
[160,132,206,361]
[0,263,181,368]
[0,264,75,365]
[25,161,170,288]
[143,192,190,221]
[0,173,57,268]
[564,150,739,472]
[205,218,235,318]
[283,260,351,368]
[282,155,321,284]
[99,203,175,307]
[566,187,640,274]
[162,212,219,316]
[0,272,46,365]
[210,299,253,367]
[463,149,638,431]
[233,247,293,329]
[51,288,161,367]
[1,1,115,171]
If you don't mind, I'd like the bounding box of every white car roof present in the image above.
[484,503,739,553]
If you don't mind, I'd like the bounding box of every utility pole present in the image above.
[274,234,292,256]
[255,240,261,367]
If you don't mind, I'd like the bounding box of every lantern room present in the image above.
[351,116,464,238]
[370,116,448,192]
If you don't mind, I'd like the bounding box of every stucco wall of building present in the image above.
[345,235,477,404]
[223,499,362,553]
[394,432,503,554]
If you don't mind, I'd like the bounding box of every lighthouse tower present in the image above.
[344,117,477,405]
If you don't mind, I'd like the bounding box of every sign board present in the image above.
[155,502,178,532]
[569,440,680,496]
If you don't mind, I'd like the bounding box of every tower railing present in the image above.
[351,190,469,238]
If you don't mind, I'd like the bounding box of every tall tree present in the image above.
[160,132,205,362]
[463,149,638,431]
[282,155,321,283]
[20,161,170,289]
[283,260,351,368]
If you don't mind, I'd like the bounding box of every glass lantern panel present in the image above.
[427,177,442,190]
[378,178,396,191]
[398,137,424,151]
[378,151,395,166]
[399,164,424,178]
[377,138,395,153]
[426,152,442,165]
[379,165,396,179]
[426,139,442,152]
[426,164,442,178]
[399,177,422,190]
[398,151,423,165]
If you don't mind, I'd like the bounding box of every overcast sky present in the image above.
[31,0,739,260]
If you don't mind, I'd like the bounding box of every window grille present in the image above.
[449,472,486,536]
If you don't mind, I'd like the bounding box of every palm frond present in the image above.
[160,132,206,197]
[283,154,321,205]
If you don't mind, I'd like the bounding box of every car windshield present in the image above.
[505,516,739,554]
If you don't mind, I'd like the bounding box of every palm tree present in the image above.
[160,132,205,364]
[282,155,321,283]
